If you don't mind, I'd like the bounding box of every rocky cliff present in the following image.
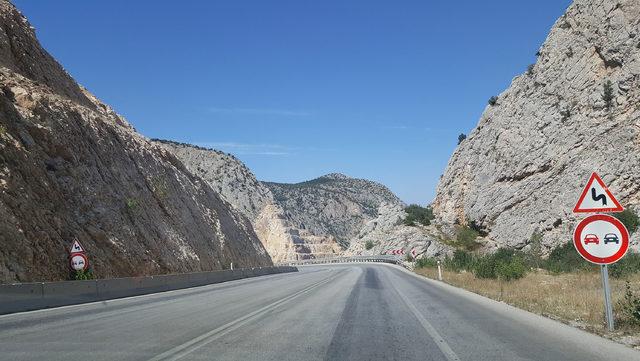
[265,173,405,247]
[0,1,271,283]
[433,0,640,252]
[153,141,343,262]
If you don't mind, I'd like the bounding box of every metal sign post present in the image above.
[573,172,629,333]
[600,265,614,331]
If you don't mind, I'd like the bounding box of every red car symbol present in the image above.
[583,234,599,245]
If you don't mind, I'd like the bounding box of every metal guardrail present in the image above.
[0,266,298,315]
[281,255,401,266]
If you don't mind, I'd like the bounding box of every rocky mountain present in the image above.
[433,0,640,253]
[265,173,405,247]
[345,203,454,260]
[0,0,271,283]
[153,140,343,262]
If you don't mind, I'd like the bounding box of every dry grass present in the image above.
[415,267,640,339]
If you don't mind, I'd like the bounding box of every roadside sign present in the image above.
[573,172,623,213]
[69,253,89,271]
[69,240,85,254]
[573,214,629,265]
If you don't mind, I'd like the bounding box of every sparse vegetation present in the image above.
[73,269,94,280]
[527,231,543,269]
[457,133,466,145]
[0,124,6,136]
[566,47,574,58]
[560,107,571,122]
[620,281,640,325]
[609,253,640,279]
[405,254,414,262]
[526,64,535,76]
[488,96,498,106]
[152,177,169,199]
[126,198,139,210]
[415,266,640,334]
[403,204,434,226]
[365,240,375,250]
[603,80,614,109]
[613,208,639,234]
[454,225,480,250]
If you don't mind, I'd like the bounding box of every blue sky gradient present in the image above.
[14,0,571,204]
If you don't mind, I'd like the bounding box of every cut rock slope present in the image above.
[433,0,640,252]
[153,141,342,262]
[0,1,271,283]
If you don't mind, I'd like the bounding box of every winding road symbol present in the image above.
[573,172,623,213]
[591,187,607,206]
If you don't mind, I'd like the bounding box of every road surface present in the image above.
[0,264,638,360]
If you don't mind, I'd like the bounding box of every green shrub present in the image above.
[613,208,639,234]
[364,240,374,250]
[527,231,544,268]
[455,225,479,250]
[471,249,528,281]
[457,133,466,145]
[448,250,474,272]
[405,254,414,262]
[603,80,614,109]
[473,257,496,279]
[543,241,594,274]
[74,269,94,280]
[488,96,498,106]
[415,257,438,268]
[620,281,640,325]
[609,252,640,279]
[403,204,434,226]
[0,124,6,136]
[126,198,138,210]
[496,257,527,281]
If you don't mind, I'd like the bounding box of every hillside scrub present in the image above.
[417,246,640,281]
[454,225,480,250]
[403,204,434,226]
[414,267,640,337]
[613,208,639,234]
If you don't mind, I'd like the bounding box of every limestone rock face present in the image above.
[0,1,271,283]
[345,203,455,259]
[433,0,640,252]
[153,141,343,262]
[265,173,405,248]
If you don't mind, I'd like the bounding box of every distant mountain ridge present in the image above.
[264,173,404,247]
[153,140,344,262]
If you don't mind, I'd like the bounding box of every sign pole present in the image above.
[600,264,614,331]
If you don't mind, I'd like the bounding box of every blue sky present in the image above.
[14,0,571,204]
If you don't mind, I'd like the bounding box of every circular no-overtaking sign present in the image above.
[69,253,89,271]
[573,214,629,265]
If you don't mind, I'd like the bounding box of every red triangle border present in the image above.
[573,172,624,213]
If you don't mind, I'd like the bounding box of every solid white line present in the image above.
[147,270,343,361]
[388,274,461,361]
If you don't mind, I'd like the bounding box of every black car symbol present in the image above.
[603,233,619,244]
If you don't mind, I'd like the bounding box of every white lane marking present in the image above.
[388,276,461,361]
[148,270,344,361]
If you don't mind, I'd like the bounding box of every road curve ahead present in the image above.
[0,264,638,361]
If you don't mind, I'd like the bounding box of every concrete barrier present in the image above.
[0,266,298,315]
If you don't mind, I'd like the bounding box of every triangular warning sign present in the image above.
[573,172,623,213]
[69,240,85,253]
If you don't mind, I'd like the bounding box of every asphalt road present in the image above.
[0,264,638,361]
